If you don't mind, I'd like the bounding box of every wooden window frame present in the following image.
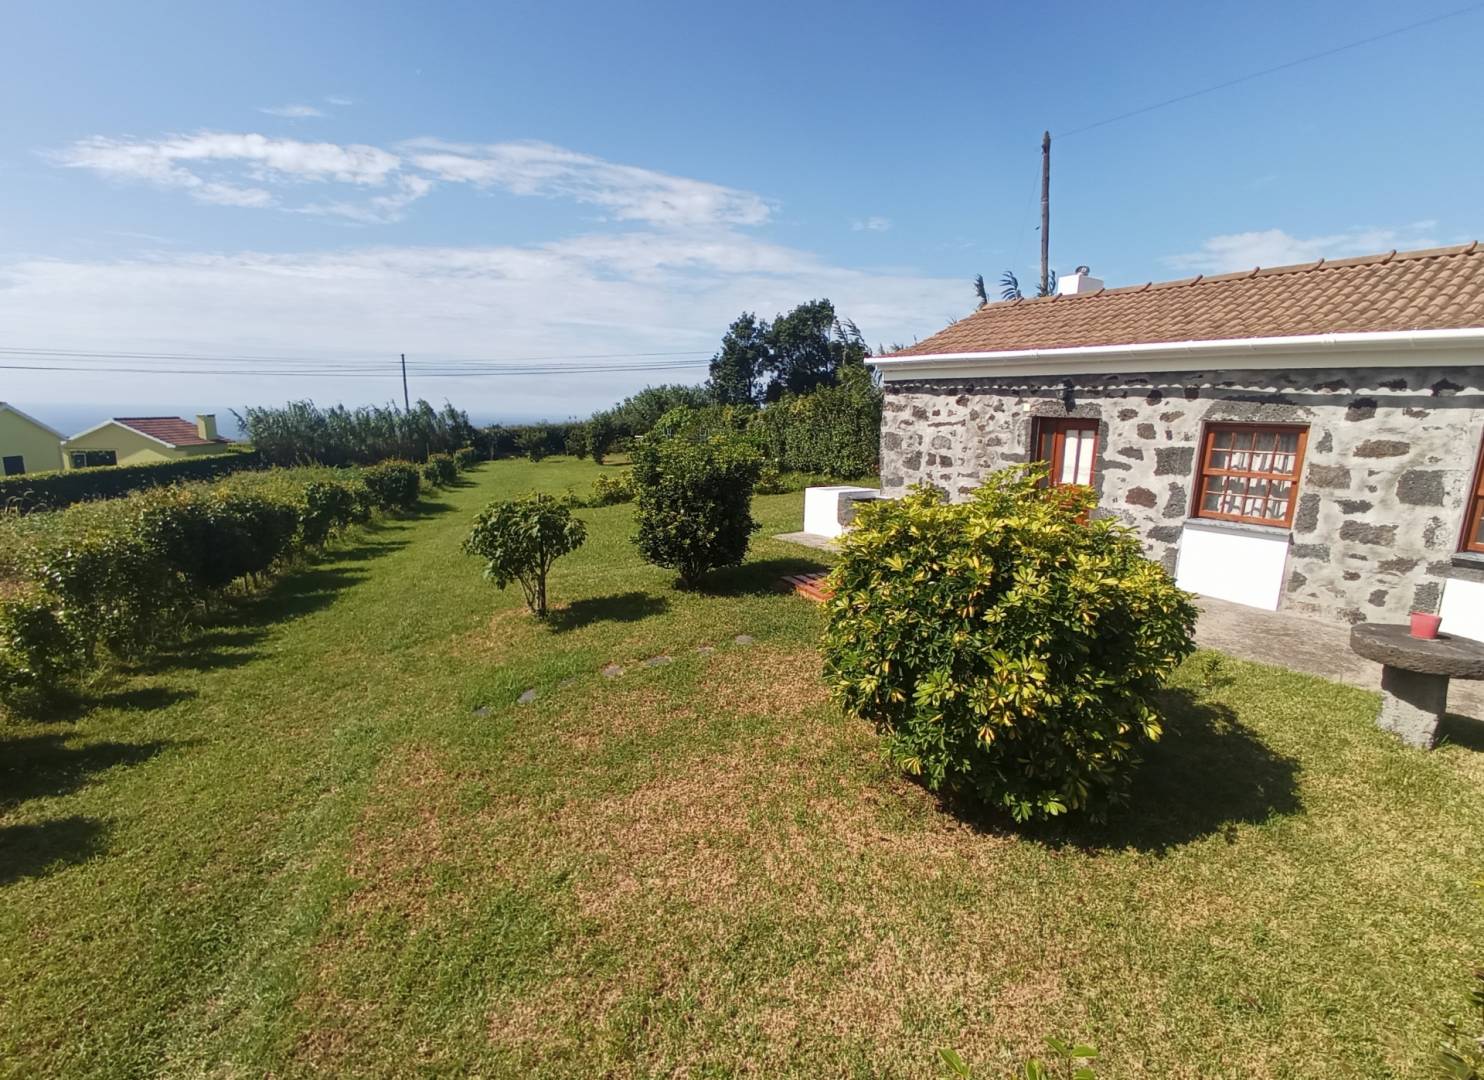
[1194,422,1309,529]
[1464,434,1484,554]
[1033,416,1100,490]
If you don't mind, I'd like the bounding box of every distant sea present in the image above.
[15,404,537,441]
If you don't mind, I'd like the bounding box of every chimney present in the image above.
[196,414,218,441]
[1057,265,1104,296]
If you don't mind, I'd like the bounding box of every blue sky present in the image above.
[3,0,1481,427]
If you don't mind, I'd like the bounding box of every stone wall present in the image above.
[879,363,1484,625]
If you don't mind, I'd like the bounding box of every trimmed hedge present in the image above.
[422,453,458,487]
[0,462,421,714]
[632,431,762,586]
[0,450,262,515]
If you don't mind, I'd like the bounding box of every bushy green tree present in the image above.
[708,312,771,405]
[824,466,1198,823]
[236,399,476,467]
[632,431,762,587]
[463,493,587,617]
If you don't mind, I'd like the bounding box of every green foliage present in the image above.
[515,426,554,462]
[237,399,475,467]
[463,493,587,617]
[0,585,78,711]
[631,432,762,587]
[453,446,479,471]
[706,300,870,404]
[422,453,458,487]
[0,450,261,515]
[0,464,404,716]
[585,414,619,464]
[361,461,423,511]
[749,367,881,477]
[587,470,637,506]
[824,466,1198,822]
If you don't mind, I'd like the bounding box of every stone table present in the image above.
[1349,624,1484,748]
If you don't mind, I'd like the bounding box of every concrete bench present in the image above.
[1349,624,1484,748]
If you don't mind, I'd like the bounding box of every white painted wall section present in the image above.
[803,486,878,538]
[1174,521,1290,611]
[1439,577,1484,643]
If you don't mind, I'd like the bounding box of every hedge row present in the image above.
[0,450,263,515]
[0,459,430,714]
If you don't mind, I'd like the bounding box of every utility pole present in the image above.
[1039,130,1051,297]
[400,353,410,412]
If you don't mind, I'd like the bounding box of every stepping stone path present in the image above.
[517,688,538,705]
[733,634,755,646]
[643,655,672,668]
[601,663,624,678]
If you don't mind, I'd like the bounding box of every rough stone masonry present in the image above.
[879,363,1484,625]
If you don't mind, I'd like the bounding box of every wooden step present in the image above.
[780,571,833,603]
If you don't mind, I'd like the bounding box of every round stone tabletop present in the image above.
[1349,624,1484,679]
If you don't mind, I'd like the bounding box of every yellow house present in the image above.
[0,402,66,476]
[63,415,232,469]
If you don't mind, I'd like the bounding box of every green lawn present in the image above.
[2,457,1482,1078]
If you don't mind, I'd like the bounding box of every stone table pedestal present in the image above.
[1349,624,1484,748]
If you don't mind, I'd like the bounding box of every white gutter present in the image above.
[869,327,1484,381]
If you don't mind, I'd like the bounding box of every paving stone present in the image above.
[733,634,755,646]
[601,663,624,678]
[472,705,492,718]
[643,655,673,668]
[517,688,538,705]
[696,645,716,655]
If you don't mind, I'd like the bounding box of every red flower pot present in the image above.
[1409,612,1442,640]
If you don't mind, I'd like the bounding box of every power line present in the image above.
[0,359,710,379]
[1056,1,1484,139]
[0,345,712,367]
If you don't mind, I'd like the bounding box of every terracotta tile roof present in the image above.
[114,417,228,447]
[891,242,1484,357]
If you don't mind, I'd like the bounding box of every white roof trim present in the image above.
[0,402,66,440]
[64,418,179,449]
[869,327,1484,381]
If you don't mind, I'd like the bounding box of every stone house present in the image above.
[871,244,1484,641]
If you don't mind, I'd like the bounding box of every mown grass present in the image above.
[1,457,1481,1079]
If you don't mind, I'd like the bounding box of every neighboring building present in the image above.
[63,414,232,469]
[0,402,66,476]
[871,243,1484,642]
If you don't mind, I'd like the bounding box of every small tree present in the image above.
[463,493,587,617]
[632,430,762,587]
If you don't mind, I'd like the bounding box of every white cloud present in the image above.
[325,96,355,107]
[1165,223,1440,273]
[852,216,892,232]
[49,132,774,230]
[260,104,325,118]
[403,138,773,228]
[0,231,964,416]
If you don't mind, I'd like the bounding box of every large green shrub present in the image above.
[422,453,458,487]
[463,493,587,617]
[453,446,479,471]
[0,586,78,711]
[824,467,1198,822]
[631,432,762,587]
[360,461,422,511]
[749,372,881,478]
[587,470,637,507]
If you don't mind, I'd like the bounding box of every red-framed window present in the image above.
[1034,417,1099,489]
[1464,435,1484,553]
[1195,423,1308,528]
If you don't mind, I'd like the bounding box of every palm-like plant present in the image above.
[990,269,1058,302]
